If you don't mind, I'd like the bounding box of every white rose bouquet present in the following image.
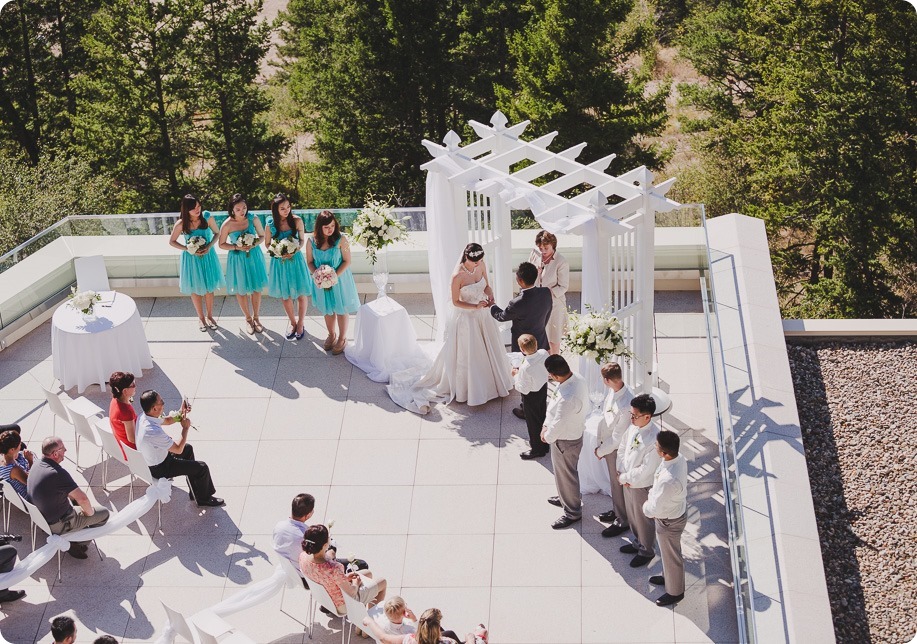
[563,306,631,365]
[267,237,299,260]
[351,194,408,265]
[313,265,338,290]
[67,288,102,316]
[185,237,207,255]
[234,232,258,255]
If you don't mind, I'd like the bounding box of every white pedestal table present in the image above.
[51,291,153,393]
[345,296,429,383]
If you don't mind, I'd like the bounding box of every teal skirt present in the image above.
[268,252,311,300]
[225,247,268,295]
[179,247,225,295]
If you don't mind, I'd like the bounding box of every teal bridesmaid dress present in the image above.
[225,213,268,296]
[179,211,225,295]
[308,237,360,315]
[266,215,310,300]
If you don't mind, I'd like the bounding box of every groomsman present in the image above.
[644,430,689,606]
[490,262,552,420]
[614,393,661,567]
[541,355,589,529]
[593,363,634,533]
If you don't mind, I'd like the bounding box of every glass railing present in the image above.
[700,206,757,644]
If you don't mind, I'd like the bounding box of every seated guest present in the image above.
[300,524,386,616]
[50,615,77,644]
[0,429,30,498]
[0,535,27,604]
[375,596,417,636]
[27,437,109,560]
[135,390,224,507]
[108,371,138,457]
[363,608,486,644]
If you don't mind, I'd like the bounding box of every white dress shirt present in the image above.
[595,384,634,458]
[135,412,175,467]
[543,372,589,443]
[643,454,688,519]
[616,420,661,488]
[514,349,549,395]
[272,517,309,568]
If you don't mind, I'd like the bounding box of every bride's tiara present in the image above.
[466,249,484,259]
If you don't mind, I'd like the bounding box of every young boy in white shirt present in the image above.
[512,333,550,460]
[374,596,417,635]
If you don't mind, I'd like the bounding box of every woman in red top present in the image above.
[109,371,138,457]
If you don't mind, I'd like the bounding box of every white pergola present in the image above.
[421,111,681,392]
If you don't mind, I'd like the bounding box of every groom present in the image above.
[490,262,553,420]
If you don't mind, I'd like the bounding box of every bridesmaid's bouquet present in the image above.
[564,306,631,364]
[313,265,338,290]
[68,288,102,316]
[267,237,299,260]
[234,233,258,255]
[185,237,207,254]
[351,193,408,265]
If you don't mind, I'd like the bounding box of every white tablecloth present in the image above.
[51,291,153,393]
[579,411,612,496]
[345,296,430,383]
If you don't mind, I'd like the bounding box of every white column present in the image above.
[636,182,655,393]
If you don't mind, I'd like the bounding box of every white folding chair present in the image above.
[194,623,256,644]
[121,444,162,529]
[74,255,110,292]
[93,418,133,493]
[302,572,346,642]
[66,403,104,469]
[161,602,233,644]
[342,592,382,644]
[1,480,30,539]
[24,497,102,582]
[39,386,104,462]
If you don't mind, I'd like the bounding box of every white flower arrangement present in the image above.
[234,232,258,255]
[68,288,102,316]
[351,194,408,265]
[185,236,207,254]
[563,306,631,365]
[313,265,338,290]
[267,236,299,260]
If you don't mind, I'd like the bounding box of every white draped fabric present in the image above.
[154,566,291,644]
[425,165,465,343]
[578,413,613,495]
[345,297,431,382]
[0,478,172,589]
[51,291,153,392]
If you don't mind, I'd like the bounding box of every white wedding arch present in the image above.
[421,110,681,392]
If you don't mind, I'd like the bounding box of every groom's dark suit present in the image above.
[490,286,553,352]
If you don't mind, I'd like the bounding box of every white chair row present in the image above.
[161,602,256,644]
[39,385,105,468]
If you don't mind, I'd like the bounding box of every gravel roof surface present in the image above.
[789,340,917,644]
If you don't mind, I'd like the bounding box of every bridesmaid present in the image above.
[531,230,569,355]
[265,193,310,341]
[219,193,268,335]
[168,194,224,331]
[306,210,360,355]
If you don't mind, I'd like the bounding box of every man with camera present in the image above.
[0,532,27,603]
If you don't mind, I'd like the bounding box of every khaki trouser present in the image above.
[550,437,583,519]
[655,512,688,595]
[623,485,655,558]
[604,449,628,525]
[47,506,110,547]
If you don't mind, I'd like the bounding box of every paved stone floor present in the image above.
[0,293,738,643]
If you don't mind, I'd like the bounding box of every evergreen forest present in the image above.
[0,0,914,317]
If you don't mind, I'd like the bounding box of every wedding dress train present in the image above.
[387,278,512,414]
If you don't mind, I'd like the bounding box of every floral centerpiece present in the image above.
[185,237,207,254]
[234,233,258,255]
[313,265,338,290]
[563,306,631,364]
[351,194,408,265]
[267,237,299,260]
[68,288,102,317]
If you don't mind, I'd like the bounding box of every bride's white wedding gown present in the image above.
[387,278,513,414]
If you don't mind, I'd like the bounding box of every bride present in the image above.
[387,243,513,414]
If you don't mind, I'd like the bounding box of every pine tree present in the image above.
[191,0,287,204]
[680,0,917,318]
[496,0,670,172]
[74,0,199,209]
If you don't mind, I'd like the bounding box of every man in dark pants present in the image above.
[0,536,27,603]
[491,262,553,420]
[135,390,224,507]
